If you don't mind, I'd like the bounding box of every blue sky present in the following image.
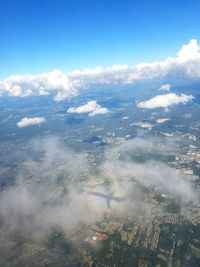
[0,0,200,78]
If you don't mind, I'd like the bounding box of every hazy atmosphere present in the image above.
[1,1,200,266]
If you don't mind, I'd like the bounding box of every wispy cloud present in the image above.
[0,136,198,255]
[103,138,196,201]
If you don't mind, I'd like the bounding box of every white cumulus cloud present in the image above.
[17,117,46,128]
[0,69,81,101]
[156,118,170,124]
[159,83,171,91]
[0,39,200,100]
[177,39,200,62]
[137,93,194,109]
[67,101,109,117]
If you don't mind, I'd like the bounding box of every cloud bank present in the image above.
[17,117,46,128]
[67,101,109,117]
[0,69,81,101]
[0,39,200,100]
[137,93,194,109]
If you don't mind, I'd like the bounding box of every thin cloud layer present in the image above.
[0,137,95,239]
[17,117,46,128]
[0,135,198,259]
[137,93,194,109]
[67,101,109,117]
[103,138,196,202]
[0,39,200,100]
